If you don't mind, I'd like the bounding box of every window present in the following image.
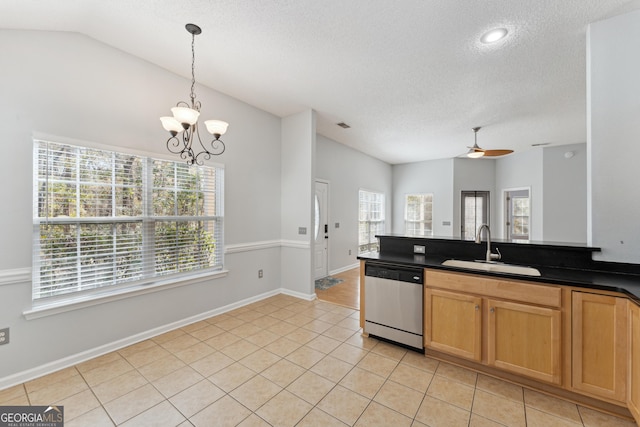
[405,194,433,236]
[358,190,385,253]
[505,189,530,240]
[461,191,489,240]
[33,140,224,301]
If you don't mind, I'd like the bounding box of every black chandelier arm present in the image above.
[191,125,226,166]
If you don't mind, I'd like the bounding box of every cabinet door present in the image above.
[629,303,640,422]
[572,292,627,402]
[487,299,561,384]
[425,288,482,361]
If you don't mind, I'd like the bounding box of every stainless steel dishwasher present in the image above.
[364,262,423,351]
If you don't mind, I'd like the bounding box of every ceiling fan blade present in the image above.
[482,149,513,157]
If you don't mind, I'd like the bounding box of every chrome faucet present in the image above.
[475,224,501,262]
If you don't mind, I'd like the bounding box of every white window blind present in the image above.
[405,194,433,236]
[33,140,224,300]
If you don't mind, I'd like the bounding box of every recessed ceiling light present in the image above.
[481,28,508,44]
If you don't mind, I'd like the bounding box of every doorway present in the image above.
[461,191,490,240]
[505,188,530,240]
[314,180,329,279]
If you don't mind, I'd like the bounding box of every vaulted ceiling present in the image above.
[1,0,637,164]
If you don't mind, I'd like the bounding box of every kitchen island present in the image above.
[358,235,640,423]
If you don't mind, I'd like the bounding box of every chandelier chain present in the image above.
[190,31,196,107]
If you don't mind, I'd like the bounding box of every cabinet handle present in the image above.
[490,307,495,313]
[475,305,479,311]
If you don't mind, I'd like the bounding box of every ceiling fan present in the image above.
[466,127,513,158]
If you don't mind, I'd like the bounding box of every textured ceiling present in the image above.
[1,0,638,164]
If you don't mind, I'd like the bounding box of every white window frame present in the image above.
[358,189,385,254]
[404,193,433,236]
[31,138,226,312]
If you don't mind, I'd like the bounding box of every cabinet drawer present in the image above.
[426,269,561,308]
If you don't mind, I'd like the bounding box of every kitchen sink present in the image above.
[441,259,541,276]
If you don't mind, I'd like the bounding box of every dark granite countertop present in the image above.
[358,251,640,304]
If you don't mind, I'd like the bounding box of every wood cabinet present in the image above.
[424,270,562,384]
[629,303,640,420]
[572,291,628,402]
[424,288,482,361]
[487,299,561,384]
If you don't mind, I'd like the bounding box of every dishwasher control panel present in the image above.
[365,263,423,284]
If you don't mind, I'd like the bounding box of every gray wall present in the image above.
[0,30,287,384]
[588,10,640,262]
[315,135,392,273]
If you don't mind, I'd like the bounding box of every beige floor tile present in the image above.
[229,375,282,411]
[261,358,306,388]
[415,395,471,427]
[355,401,413,427]
[469,413,506,427]
[230,322,264,338]
[81,357,134,387]
[524,389,581,423]
[287,371,336,405]
[57,388,101,421]
[270,308,297,321]
[209,362,259,392]
[330,342,368,365]
[526,406,583,427]
[180,319,210,334]
[256,390,313,426]
[104,383,165,425]
[234,310,266,323]
[310,355,354,383]
[578,406,638,427]
[317,385,371,426]
[302,319,334,334]
[204,331,242,350]
[160,333,201,353]
[476,374,523,403]
[339,367,386,399]
[214,317,246,331]
[472,389,526,427]
[346,332,379,350]
[117,339,157,358]
[239,348,281,373]
[190,395,251,427]
[174,342,216,364]
[306,334,343,354]
[237,413,272,427]
[0,384,27,404]
[427,375,475,411]
[284,313,315,327]
[436,361,478,386]
[375,380,425,418]
[169,379,226,418]
[268,320,299,336]
[75,351,123,374]
[28,373,89,405]
[244,329,280,347]
[324,325,357,341]
[357,352,399,378]
[65,406,115,427]
[285,327,319,345]
[138,354,186,382]
[337,317,361,331]
[187,324,225,341]
[25,367,80,394]
[253,303,281,315]
[190,351,235,377]
[297,408,349,427]
[390,363,434,393]
[401,352,440,373]
[152,365,204,398]
[371,341,409,361]
[285,345,326,369]
[121,343,172,368]
[0,395,29,406]
[318,312,349,324]
[120,400,186,427]
[91,369,148,404]
[264,336,302,357]
[219,339,260,360]
[153,329,186,344]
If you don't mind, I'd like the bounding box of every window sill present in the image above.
[23,269,229,320]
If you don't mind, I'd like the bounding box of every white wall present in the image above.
[542,143,587,243]
[392,159,454,236]
[0,30,284,383]
[495,150,544,240]
[588,10,640,262]
[315,135,392,272]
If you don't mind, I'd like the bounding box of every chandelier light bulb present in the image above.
[160,117,184,134]
[205,120,229,137]
[171,107,200,126]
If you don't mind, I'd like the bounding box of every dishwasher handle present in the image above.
[365,263,423,284]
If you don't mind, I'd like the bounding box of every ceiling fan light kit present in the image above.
[466,126,514,158]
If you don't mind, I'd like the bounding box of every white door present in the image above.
[505,189,530,240]
[314,181,329,279]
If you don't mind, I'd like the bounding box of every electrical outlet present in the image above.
[414,245,426,254]
[258,269,263,278]
[298,227,307,235]
[0,328,9,345]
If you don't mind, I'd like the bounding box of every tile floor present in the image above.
[0,294,637,426]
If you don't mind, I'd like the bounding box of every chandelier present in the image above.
[160,23,229,165]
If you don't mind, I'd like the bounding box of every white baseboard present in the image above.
[0,288,309,391]
[330,262,360,276]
